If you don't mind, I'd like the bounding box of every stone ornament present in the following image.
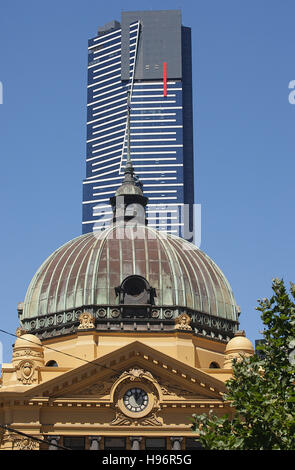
[111,411,132,426]
[110,308,120,318]
[97,308,107,318]
[38,319,45,328]
[78,312,95,330]
[57,314,64,324]
[14,437,39,450]
[111,411,162,427]
[164,309,173,319]
[66,312,73,322]
[13,349,43,359]
[16,327,27,337]
[119,368,154,382]
[0,431,39,450]
[15,360,37,385]
[151,309,160,318]
[12,334,45,378]
[174,313,192,331]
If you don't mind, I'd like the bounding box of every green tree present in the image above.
[191,278,295,450]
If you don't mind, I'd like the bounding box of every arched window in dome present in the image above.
[46,360,58,367]
[115,275,156,306]
[209,361,220,369]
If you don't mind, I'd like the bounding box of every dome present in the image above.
[12,333,44,369]
[115,182,144,196]
[20,225,239,340]
[225,331,254,354]
[14,334,42,349]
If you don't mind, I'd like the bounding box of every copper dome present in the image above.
[22,225,238,325]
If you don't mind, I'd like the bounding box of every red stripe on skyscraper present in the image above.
[163,62,167,97]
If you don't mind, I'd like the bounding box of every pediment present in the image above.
[63,370,215,401]
[23,341,226,402]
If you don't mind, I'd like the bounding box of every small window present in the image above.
[104,437,126,450]
[46,360,58,367]
[145,438,166,450]
[209,361,220,369]
[63,437,85,450]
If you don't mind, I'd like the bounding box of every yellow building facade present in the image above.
[0,153,254,451]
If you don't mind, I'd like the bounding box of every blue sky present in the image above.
[0,0,294,362]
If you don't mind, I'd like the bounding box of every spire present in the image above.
[116,90,140,194]
[126,90,132,168]
[110,89,148,224]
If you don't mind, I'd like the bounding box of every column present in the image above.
[89,436,102,450]
[170,437,183,450]
[130,436,142,450]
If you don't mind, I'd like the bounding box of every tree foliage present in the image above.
[191,278,295,450]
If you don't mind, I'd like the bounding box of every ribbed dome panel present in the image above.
[23,226,238,322]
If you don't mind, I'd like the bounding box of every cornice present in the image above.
[20,305,238,343]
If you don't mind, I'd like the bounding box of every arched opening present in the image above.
[115,275,156,318]
[209,361,220,369]
[46,360,58,367]
[123,276,147,297]
[115,275,156,306]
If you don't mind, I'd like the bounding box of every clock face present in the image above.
[123,388,148,412]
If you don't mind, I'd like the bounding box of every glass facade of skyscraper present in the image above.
[83,10,194,239]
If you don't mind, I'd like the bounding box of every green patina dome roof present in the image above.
[22,225,239,323]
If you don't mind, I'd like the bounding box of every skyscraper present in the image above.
[83,10,194,238]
